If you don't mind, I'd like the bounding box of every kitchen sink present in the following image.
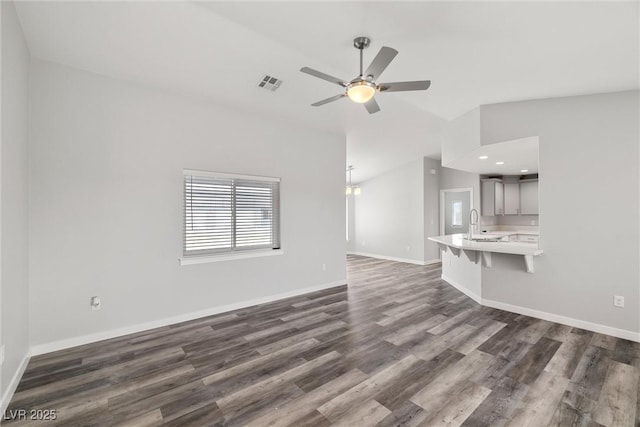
[464,235,509,242]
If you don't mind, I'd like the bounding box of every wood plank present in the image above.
[421,381,492,427]
[506,336,561,385]
[317,355,421,422]
[201,338,319,385]
[547,390,601,427]
[215,351,341,413]
[384,314,445,346]
[410,350,494,412]
[590,333,618,351]
[506,371,569,427]
[592,360,638,426]
[544,332,591,379]
[377,400,429,427]
[331,399,391,427]
[568,345,612,401]
[461,376,529,427]
[246,368,367,427]
[454,320,507,355]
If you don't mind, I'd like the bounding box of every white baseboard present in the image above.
[441,274,482,304]
[482,298,640,343]
[1,352,30,415]
[439,275,640,343]
[30,280,346,356]
[348,252,441,267]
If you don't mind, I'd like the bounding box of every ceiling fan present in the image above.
[300,36,431,114]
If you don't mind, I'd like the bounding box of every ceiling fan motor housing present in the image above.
[353,36,371,50]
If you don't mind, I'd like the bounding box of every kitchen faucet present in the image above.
[468,208,479,240]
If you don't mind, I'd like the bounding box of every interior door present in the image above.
[444,191,470,235]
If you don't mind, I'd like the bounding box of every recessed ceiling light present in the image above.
[496,161,505,165]
[478,155,488,160]
[520,169,529,173]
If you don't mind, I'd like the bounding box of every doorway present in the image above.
[440,188,473,236]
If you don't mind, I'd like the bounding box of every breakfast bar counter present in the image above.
[429,233,543,273]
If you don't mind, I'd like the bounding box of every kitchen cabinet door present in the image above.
[481,179,504,216]
[504,183,520,215]
[494,181,504,215]
[520,180,539,215]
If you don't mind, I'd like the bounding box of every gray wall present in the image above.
[352,159,426,262]
[442,108,481,166]
[480,91,639,334]
[29,60,346,348]
[1,0,31,405]
[439,167,482,298]
[351,158,440,264]
[440,167,481,220]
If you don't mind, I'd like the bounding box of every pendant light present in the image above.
[346,165,361,195]
[346,165,354,195]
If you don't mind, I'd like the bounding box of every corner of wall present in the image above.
[1,0,33,411]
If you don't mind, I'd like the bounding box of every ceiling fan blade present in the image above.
[378,80,431,92]
[311,93,346,107]
[364,98,381,114]
[300,67,347,87]
[363,46,398,80]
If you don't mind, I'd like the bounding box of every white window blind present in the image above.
[184,170,280,257]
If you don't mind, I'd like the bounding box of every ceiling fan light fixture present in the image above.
[347,81,376,103]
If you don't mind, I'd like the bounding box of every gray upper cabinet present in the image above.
[503,183,520,215]
[481,179,504,216]
[520,180,539,215]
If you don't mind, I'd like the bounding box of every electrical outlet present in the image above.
[91,296,102,311]
[362,241,366,247]
[406,245,411,252]
[0,345,5,366]
[613,295,624,308]
[322,263,326,271]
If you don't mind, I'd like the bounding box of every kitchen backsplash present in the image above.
[481,215,538,227]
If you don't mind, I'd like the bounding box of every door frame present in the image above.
[439,187,474,236]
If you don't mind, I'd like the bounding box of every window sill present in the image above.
[179,249,284,266]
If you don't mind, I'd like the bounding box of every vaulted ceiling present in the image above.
[14,1,639,182]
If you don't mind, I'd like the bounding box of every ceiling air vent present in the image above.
[258,75,282,91]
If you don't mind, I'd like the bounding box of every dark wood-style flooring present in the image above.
[5,255,640,426]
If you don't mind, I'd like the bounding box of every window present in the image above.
[183,170,280,257]
[452,200,463,227]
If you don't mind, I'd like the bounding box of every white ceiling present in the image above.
[444,137,539,175]
[14,1,639,183]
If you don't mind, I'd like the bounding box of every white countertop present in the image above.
[429,234,543,256]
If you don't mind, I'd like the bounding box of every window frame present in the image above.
[182,169,281,261]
